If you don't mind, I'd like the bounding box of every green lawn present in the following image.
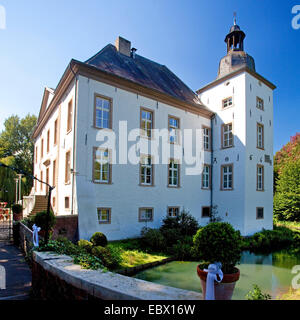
[108,238,168,268]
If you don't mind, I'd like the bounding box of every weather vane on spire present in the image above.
[233,12,237,25]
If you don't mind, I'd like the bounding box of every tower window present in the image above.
[222,123,233,148]
[65,197,70,209]
[222,97,233,109]
[256,207,264,220]
[256,97,264,110]
[221,164,233,190]
[257,165,264,191]
[257,123,264,149]
[202,164,211,189]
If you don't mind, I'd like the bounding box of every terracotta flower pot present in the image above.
[197,265,240,300]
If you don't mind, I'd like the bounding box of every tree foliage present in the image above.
[274,134,300,222]
[0,114,37,199]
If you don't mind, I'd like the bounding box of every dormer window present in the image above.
[222,97,233,109]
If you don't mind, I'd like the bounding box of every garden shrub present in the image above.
[140,227,164,252]
[31,210,56,232]
[193,222,242,274]
[242,226,294,253]
[160,210,200,237]
[90,232,108,247]
[92,245,121,269]
[77,239,93,253]
[170,236,194,260]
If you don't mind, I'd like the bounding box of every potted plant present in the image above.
[193,222,242,300]
[12,203,23,221]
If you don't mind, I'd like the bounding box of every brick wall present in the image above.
[52,215,78,243]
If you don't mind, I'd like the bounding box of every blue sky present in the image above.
[0,0,299,153]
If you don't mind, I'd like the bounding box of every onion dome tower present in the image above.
[217,15,256,79]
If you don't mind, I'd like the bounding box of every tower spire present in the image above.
[233,12,237,26]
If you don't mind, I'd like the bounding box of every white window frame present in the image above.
[222,97,233,109]
[139,208,153,222]
[141,109,153,138]
[167,207,180,218]
[222,164,233,190]
[95,96,111,129]
[97,208,111,224]
[257,165,264,191]
[202,165,210,189]
[222,123,233,148]
[203,127,211,151]
[93,148,110,183]
[169,116,180,144]
[140,155,153,186]
[168,159,179,187]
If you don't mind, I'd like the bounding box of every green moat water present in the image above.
[134,250,300,299]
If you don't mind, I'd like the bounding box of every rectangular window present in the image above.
[167,207,179,218]
[67,99,73,132]
[94,95,112,129]
[202,206,211,218]
[256,207,264,219]
[222,123,233,148]
[52,197,56,208]
[140,155,153,186]
[35,175,37,192]
[168,159,180,187]
[140,108,153,138]
[257,165,264,191]
[54,119,58,145]
[257,123,264,149]
[139,208,153,222]
[93,148,111,183]
[256,97,264,110]
[47,129,50,153]
[65,151,71,184]
[221,164,233,190]
[40,171,43,192]
[41,139,44,158]
[65,197,70,209]
[97,208,111,224]
[202,164,211,189]
[53,160,56,187]
[168,116,180,144]
[203,127,211,151]
[35,146,38,163]
[222,97,233,109]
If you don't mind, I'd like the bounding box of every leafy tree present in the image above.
[0,114,37,197]
[274,159,300,221]
[0,156,17,204]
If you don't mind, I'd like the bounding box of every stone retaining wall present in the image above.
[19,222,34,258]
[32,251,203,300]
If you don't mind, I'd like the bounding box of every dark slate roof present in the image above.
[84,44,201,106]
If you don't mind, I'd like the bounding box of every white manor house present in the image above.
[25,22,276,240]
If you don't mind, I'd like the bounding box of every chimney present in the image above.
[115,36,131,57]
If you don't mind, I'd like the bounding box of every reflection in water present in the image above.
[134,250,300,300]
